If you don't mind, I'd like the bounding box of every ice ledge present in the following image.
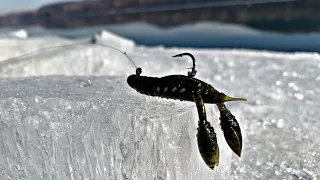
[0,76,231,180]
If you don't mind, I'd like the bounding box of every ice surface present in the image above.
[0,37,73,63]
[0,76,231,180]
[8,29,28,39]
[0,28,319,180]
[95,30,135,50]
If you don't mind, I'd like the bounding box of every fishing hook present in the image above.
[172,53,197,78]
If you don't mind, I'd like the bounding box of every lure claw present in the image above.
[193,93,219,170]
[197,121,220,169]
[217,103,242,157]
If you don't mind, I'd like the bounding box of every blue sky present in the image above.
[0,0,80,14]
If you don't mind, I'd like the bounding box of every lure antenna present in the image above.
[1,42,139,70]
[172,53,197,78]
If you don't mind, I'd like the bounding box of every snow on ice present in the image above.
[0,28,319,180]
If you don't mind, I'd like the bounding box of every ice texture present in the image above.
[0,76,231,180]
[96,30,136,49]
[0,28,319,180]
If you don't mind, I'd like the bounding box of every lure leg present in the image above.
[193,92,220,170]
[217,103,242,157]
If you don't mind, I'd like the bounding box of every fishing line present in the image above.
[2,42,138,69]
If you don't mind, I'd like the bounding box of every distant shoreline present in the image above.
[0,0,320,33]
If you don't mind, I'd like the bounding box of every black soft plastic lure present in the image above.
[127,53,247,170]
[127,54,246,104]
[5,44,246,171]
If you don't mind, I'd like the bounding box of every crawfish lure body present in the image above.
[127,53,246,170]
[194,92,220,169]
[127,74,245,104]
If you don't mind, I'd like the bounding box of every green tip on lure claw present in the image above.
[221,93,247,103]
